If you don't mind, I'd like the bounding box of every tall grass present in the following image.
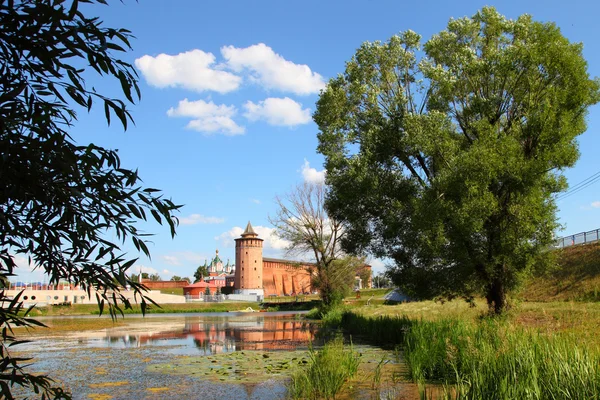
[288,336,360,399]
[338,311,600,399]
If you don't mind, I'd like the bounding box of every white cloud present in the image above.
[167,98,245,135]
[221,44,325,95]
[243,97,311,127]
[14,255,36,272]
[179,213,225,225]
[135,50,241,93]
[250,199,261,204]
[215,225,290,251]
[161,255,181,266]
[591,201,600,208]
[160,252,208,267]
[300,159,326,184]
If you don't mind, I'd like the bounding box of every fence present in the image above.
[185,294,225,302]
[554,229,600,248]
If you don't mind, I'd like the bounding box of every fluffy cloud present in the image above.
[161,255,181,266]
[300,159,326,184]
[135,50,241,93]
[167,99,245,135]
[160,252,208,267]
[243,97,311,127]
[592,201,600,208]
[179,213,225,225]
[222,44,325,95]
[215,225,290,251]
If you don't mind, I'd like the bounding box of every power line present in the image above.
[555,170,600,201]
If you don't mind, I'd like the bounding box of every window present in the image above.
[31,296,36,300]
[23,296,28,300]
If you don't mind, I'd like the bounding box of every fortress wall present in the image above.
[142,281,190,289]
[262,259,313,296]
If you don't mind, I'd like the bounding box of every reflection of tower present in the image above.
[234,222,264,296]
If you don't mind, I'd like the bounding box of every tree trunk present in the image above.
[486,277,506,315]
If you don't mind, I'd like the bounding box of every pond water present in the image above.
[14,312,415,399]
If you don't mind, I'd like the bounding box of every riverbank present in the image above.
[22,298,318,318]
[318,297,600,399]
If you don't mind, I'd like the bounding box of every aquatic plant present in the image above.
[288,336,360,399]
[338,312,600,399]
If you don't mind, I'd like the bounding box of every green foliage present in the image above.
[372,272,391,288]
[220,285,234,295]
[148,273,161,281]
[312,256,363,307]
[170,276,184,281]
[194,265,209,283]
[288,336,360,400]
[338,312,600,399]
[0,0,180,397]
[315,7,600,314]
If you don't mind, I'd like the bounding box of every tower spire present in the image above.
[241,221,258,237]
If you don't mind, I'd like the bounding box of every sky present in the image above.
[14,0,600,282]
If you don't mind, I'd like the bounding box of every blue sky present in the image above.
[15,0,600,282]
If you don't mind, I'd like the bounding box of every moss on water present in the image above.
[88,381,129,388]
[149,350,310,383]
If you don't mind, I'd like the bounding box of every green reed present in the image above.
[288,336,360,399]
[338,311,600,399]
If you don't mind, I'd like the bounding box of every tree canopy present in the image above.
[314,7,599,314]
[194,265,209,283]
[0,0,179,397]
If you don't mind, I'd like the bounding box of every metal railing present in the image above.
[554,229,600,248]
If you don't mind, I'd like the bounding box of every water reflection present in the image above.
[102,314,317,354]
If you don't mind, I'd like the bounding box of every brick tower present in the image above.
[234,221,264,296]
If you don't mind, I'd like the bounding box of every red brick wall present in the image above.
[142,280,190,289]
[262,259,313,296]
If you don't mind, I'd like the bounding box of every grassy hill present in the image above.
[522,242,600,302]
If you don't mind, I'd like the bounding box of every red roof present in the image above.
[184,281,208,288]
[184,280,218,288]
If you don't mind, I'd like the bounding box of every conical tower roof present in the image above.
[241,221,258,238]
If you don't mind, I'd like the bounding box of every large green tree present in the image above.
[0,0,179,397]
[314,8,599,314]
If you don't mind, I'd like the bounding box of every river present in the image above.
[13,312,413,399]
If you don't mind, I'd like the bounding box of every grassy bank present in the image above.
[334,310,600,399]
[525,242,600,302]
[24,301,262,317]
